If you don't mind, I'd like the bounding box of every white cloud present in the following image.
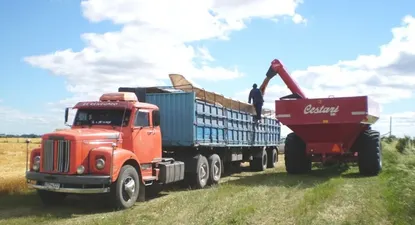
[24,0,305,109]
[373,111,415,137]
[0,104,61,135]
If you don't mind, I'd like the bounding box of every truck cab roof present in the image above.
[73,92,159,110]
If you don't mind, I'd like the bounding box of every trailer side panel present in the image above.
[146,92,281,148]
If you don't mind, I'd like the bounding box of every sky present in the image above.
[0,0,414,138]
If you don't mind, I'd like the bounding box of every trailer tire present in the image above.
[285,133,311,174]
[250,148,268,171]
[267,148,278,168]
[189,154,209,189]
[37,190,66,206]
[110,164,140,209]
[207,154,222,185]
[358,130,382,176]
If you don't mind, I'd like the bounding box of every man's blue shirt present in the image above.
[248,88,264,105]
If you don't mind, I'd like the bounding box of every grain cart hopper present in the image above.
[262,59,382,176]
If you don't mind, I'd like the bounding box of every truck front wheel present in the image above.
[110,164,140,209]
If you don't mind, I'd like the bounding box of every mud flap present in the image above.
[137,180,146,202]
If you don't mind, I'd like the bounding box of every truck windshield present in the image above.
[73,109,131,127]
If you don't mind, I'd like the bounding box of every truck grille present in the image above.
[42,139,71,173]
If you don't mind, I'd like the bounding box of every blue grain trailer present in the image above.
[120,87,281,189]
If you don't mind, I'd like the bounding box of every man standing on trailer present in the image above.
[248,83,264,122]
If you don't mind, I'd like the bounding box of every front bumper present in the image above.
[26,171,112,194]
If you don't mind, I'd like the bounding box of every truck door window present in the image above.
[134,111,149,127]
[152,110,160,126]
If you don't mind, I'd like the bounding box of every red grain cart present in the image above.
[260,59,382,176]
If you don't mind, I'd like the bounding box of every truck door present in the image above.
[132,109,154,163]
[151,109,162,159]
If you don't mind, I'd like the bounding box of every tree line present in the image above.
[0,134,41,138]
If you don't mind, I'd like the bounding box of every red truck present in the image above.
[26,87,281,209]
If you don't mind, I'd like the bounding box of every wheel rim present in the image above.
[122,176,136,202]
[199,163,208,184]
[263,154,267,168]
[273,152,277,165]
[379,150,382,168]
[213,160,221,180]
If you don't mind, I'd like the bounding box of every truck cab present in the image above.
[26,92,185,209]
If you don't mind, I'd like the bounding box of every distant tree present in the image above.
[382,135,397,144]
[396,135,415,154]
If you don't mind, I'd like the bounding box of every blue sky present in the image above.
[0,0,414,136]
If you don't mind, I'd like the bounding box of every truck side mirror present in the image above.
[64,107,69,124]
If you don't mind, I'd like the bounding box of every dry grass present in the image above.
[0,138,41,195]
[0,138,413,225]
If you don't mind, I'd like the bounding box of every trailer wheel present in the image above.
[358,130,382,176]
[250,148,268,171]
[207,154,222,185]
[110,164,140,209]
[188,154,209,189]
[285,133,311,174]
[267,148,278,168]
[37,190,66,206]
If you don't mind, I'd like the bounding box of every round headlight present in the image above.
[33,156,41,171]
[77,165,85,174]
[33,164,39,171]
[96,158,105,170]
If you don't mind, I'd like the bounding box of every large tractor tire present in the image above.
[250,148,268,171]
[357,129,382,176]
[284,132,312,174]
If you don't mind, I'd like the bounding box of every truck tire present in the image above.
[250,148,268,171]
[110,164,140,209]
[267,148,278,168]
[357,129,382,176]
[285,133,311,174]
[188,154,209,189]
[37,189,66,206]
[207,154,222,185]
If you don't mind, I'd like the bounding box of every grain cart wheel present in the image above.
[207,154,222,185]
[250,148,268,171]
[37,189,66,206]
[267,148,278,168]
[110,164,140,209]
[285,133,311,174]
[189,154,209,189]
[357,130,382,176]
